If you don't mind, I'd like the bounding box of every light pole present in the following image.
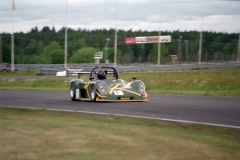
[105,38,110,64]
[238,33,240,63]
[226,1,240,62]
[0,36,3,64]
[198,0,204,64]
[157,0,162,65]
[64,0,68,69]
[185,40,189,63]
[11,0,15,72]
[114,0,118,67]
[158,32,161,65]
[178,36,183,62]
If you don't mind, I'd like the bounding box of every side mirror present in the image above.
[132,77,137,80]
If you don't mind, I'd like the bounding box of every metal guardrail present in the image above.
[13,62,240,75]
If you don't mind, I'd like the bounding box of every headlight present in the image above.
[97,83,108,95]
[139,83,145,95]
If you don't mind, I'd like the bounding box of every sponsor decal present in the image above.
[120,97,131,100]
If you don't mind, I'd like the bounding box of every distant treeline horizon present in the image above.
[1,26,239,64]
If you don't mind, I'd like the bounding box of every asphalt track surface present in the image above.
[0,90,240,129]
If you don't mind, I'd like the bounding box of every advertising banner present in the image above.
[159,36,171,43]
[125,35,171,44]
[135,37,147,43]
[125,37,136,44]
[147,36,159,43]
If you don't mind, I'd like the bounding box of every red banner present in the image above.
[125,38,136,44]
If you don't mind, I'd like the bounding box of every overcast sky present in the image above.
[0,0,240,34]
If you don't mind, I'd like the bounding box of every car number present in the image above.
[114,90,124,95]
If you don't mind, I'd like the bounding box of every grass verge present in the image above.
[1,69,240,96]
[0,107,240,160]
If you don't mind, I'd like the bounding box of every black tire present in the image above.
[70,82,77,101]
[90,85,97,102]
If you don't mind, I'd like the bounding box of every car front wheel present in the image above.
[90,85,97,102]
[70,82,76,101]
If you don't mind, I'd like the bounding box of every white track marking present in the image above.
[2,106,240,129]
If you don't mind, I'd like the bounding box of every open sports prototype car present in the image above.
[69,66,148,102]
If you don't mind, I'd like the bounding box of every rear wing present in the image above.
[66,69,85,77]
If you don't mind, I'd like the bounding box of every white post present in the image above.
[64,0,68,69]
[114,29,117,67]
[11,0,15,72]
[114,0,118,67]
[105,38,110,64]
[198,32,202,64]
[157,0,162,65]
[198,0,204,64]
[0,36,3,64]
[158,34,161,65]
[237,33,240,63]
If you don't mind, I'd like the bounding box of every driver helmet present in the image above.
[97,70,106,80]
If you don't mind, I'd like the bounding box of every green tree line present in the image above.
[1,26,239,64]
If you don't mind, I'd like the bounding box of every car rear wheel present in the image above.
[90,85,97,102]
[70,82,76,101]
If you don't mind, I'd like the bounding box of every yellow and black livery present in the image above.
[69,66,148,102]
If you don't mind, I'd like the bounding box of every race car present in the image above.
[69,66,148,102]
